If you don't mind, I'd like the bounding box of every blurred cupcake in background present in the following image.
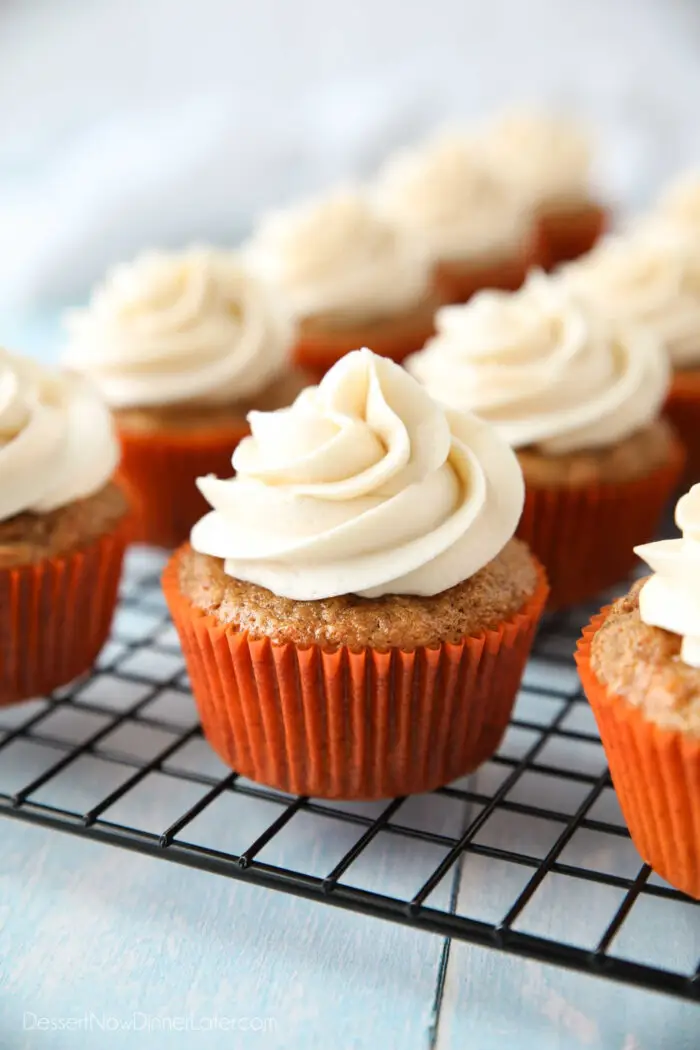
[64,247,304,549]
[564,227,700,484]
[576,483,700,898]
[373,131,535,305]
[406,272,683,608]
[482,109,608,269]
[244,187,437,379]
[0,348,128,705]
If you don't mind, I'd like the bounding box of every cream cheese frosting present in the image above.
[0,348,119,522]
[406,272,669,455]
[481,110,593,209]
[374,132,531,263]
[191,348,524,601]
[635,485,700,669]
[563,228,700,369]
[244,188,431,322]
[655,171,700,230]
[63,248,294,409]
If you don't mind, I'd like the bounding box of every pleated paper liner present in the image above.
[576,613,700,900]
[0,523,127,706]
[117,421,249,550]
[665,369,700,488]
[163,550,548,800]
[292,296,440,381]
[433,248,533,306]
[516,436,686,611]
[535,202,609,271]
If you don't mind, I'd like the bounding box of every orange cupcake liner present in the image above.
[535,202,609,270]
[163,550,549,799]
[117,422,249,550]
[576,613,700,899]
[517,436,686,610]
[0,524,127,707]
[665,370,700,488]
[293,300,439,381]
[434,248,533,306]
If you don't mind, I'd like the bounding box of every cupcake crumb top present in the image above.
[591,579,700,736]
[114,368,310,434]
[517,419,676,488]
[0,482,128,568]
[178,538,539,650]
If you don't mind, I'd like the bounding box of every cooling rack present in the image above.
[0,546,698,1004]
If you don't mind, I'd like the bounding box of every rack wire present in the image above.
[1,546,698,1004]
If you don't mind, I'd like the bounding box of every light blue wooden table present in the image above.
[0,314,698,1050]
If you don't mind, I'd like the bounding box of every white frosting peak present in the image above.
[374,132,530,262]
[656,171,700,229]
[64,248,294,409]
[0,349,119,522]
[191,348,524,601]
[481,110,593,208]
[406,272,669,455]
[635,485,700,669]
[245,188,431,321]
[563,228,700,369]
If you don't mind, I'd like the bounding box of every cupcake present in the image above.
[482,110,608,269]
[163,348,548,799]
[373,132,535,305]
[406,272,684,609]
[564,227,700,484]
[0,348,127,705]
[576,484,700,898]
[245,188,437,380]
[64,247,305,549]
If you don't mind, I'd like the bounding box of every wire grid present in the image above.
[0,546,698,1004]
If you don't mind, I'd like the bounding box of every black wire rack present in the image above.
[1,546,698,1005]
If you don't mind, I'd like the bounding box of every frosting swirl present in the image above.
[245,188,431,321]
[566,229,700,373]
[481,111,593,208]
[655,172,700,230]
[564,228,700,369]
[406,273,669,455]
[191,348,524,600]
[64,248,294,409]
[0,348,119,522]
[374,133,530,262]
[635,485,700,669]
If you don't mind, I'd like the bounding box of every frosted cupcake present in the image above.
[564,227,700,484]
[0,349,127,704]
[576,484,700,898]
[406,272,683,608]
[245,188,437,379]
[482,110,607,269]
[64,247,304,548]
[374,132,535,304]
[163,349,548,799]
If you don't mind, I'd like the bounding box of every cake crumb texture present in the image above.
[518,419,676,487]
[115,368,311,434]
[0,483,128,568]
[591,578,700,736]
[301,292,438,334]
[178,538,539,649]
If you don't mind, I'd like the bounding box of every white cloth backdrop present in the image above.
[1,0,700,312]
